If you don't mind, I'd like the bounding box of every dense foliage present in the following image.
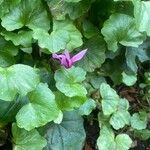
[0,0,150,149]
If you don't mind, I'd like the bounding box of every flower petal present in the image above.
[71,49,87,63]
[52,53,60,59]
[64,50,71,60]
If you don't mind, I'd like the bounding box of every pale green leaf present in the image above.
[33,20,82,53]
[78,98,96,115]
[131,112,147,130]
[0,64,40,101]
[97,126,132,150]
[53,111,63,124]
[110,111,130,130]
[115,134,132,150]
[16,83,60,131]
[54,67,87,97]
[97,126,116,150]
[118,98,130,110]
[55,92,87,111]
[1,0,50,31]
[100,83,119,115]
[133,0,150,36]
[101,13,145,52]
[122,72,137,86]
[110,99,131,130]
[12,123,47,150]
[90,76,106,89]
[1,30,33,47]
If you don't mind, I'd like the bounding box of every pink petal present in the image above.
[52,50,74,68]
[71,49,87,63]
[52,53,66,65]
[63,50,72,68]
[64,50,71,60]
[52,53,60,59]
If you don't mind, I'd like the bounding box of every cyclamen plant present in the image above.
[52,49,87,68]
[0,0,150,150]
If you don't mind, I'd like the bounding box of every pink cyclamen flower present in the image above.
[52,49,87,68]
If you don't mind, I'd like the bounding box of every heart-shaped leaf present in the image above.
[16,83,60,131]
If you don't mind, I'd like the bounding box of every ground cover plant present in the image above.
[0,0,150,149]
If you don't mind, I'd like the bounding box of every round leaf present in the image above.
[39,111,86,150]
[12,123,47,150]
[101,13,145,52]
[76,35,106,72]
[1,0,50,31]
[0,64,40,101]
[131,112,147,130]
[100,83,120,115]
[55,92,87,111]
[133,0,150,36]
[33,20,83,53]
[16,83,60,131]
[54,67,87,97]
[115,134,132,150]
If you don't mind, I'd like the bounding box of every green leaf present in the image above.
[101,13,145,52]
[39,111,86,150]
[33,20,82,53]
[97,126,115,150]
[76,35,106,72]
[12,123,47,150]
[53,111,63,124]
[0,96,27,126]
[0,36,18,67]
[0,0,21,18]
[100,83,119,115]
[97,126,132,150]
[0,64,40,101]
[114,0,131,1]
[82,20,99,39]
[110,99,131,130]
[78,98,96,115]
[134,129,150,141]
[54,67,87,97]
[63,0,91,20]
[101,54,126,85]
[126,42,150,73]
[55,92,86,111]
[1,30,33,47]
[115,134,132,150]
[98,112,110,128]
[1,0,50,31]
[16,83,60,131]
[65,0,81,2]
[133,0,150,36]
[122,72,137,86]
[131,111,147,130]
[90,76,106,89]
[111,110,130,130]
[47,0,91,20]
